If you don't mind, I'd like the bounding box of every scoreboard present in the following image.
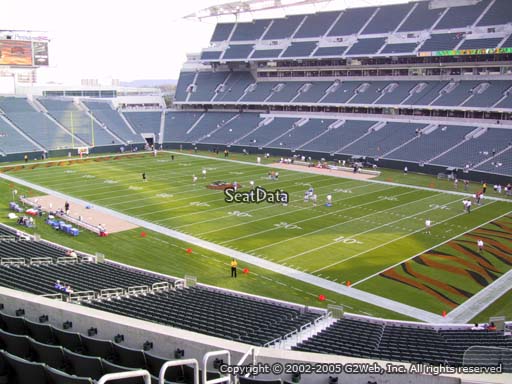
[0,39,49,67]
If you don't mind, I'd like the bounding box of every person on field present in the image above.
[230,259,238,278]
[477,239,484,253]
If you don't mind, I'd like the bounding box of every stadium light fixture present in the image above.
[88,327,98,336]
[39,315,49,323]
[15,308,25,316]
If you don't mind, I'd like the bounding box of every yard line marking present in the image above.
[106,170,320,210]
[219,185,404,245]
[0,171,450,322]
[312,199,494,273]
[52,162,268,199]
[244,188,426,252]
[194,182,382,235]
[351,202,503,287]
[131,173,340,217]
[173,178,365,228]
[280,191,447,262]
[163,151,512,203]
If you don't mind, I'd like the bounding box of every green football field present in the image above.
[1,151,511,318]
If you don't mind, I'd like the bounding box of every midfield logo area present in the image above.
[224,187,289,204]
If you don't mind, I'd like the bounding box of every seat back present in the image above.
[81,334,115,360]
[0,313,27,335]
[101,359,146,384]
[183,364,221,384]
[63,348,104,380]
[25,319,55,344]
[2,350,48,384]
[0,328,32,359]
[30,338,66,370]
[45,365,94,384]
[144,351,183,381]
[113,343,147,369]
[52,327,84,353]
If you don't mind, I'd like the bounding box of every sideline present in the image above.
[1,171,445,323]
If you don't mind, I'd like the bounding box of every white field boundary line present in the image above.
[198,184,403,237]
[9,155,262,199]
[2,154,188,187]
[156,178,362,225]
[352,209,512,287]
[445,269,512,323]
[163,151,512,203]
[247,189,436,253]
[220,185,406,245]
[313,200,497,274]
[175,180,376,229]
[280,192,449,263]
[0,151,151,170]
[0,171,445,323]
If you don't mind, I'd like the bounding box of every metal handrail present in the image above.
[203,350,230,384]
[98,370,151,384]
[159,358,199,384]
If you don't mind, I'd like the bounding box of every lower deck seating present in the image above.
[84,287,321,346]
[293,318,512,369]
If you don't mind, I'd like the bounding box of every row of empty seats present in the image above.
[0,311,216,383]
[38,98,122,147]
[202,31,510,60]
[0,226,319,347]
[0,97,74,151]
[210,0,511,44]
[162,111,512,175]
[84,287,321,346]
[83,101,145,144]
[293,318,512,370]
[174,73,512,110]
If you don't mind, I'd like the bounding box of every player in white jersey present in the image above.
[202,169,207,178]
[477,239,484,253]
[192,175,198,184]
[425,219,431,234]
[311,194,317,207]
[249,180,255,190]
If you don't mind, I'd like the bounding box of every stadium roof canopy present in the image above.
[184,0,333,19]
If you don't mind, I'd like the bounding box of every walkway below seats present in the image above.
[0,172,467,324]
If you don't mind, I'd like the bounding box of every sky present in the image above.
[2,0,406,84]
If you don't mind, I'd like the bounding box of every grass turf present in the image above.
[1,151,511,319]
[0,176,414,321]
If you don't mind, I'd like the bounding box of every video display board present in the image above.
[0,40,33,65]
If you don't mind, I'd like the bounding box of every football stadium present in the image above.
[0,0,511,383]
